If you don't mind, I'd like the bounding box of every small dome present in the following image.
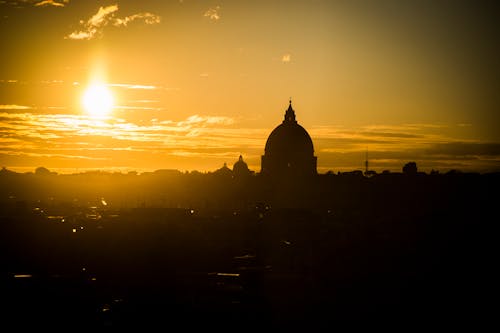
[233,155,249,171]
[233,155,251,177]
[214,162,232,177]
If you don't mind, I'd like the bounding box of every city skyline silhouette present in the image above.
[1,152,496,329]
[1,0,498,329]
[1,1,499,175]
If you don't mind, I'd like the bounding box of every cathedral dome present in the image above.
[233,155,251,177]
[265,120,314,157]
[261,101,317,177]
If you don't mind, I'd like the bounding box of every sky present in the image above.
[0,0,499,174]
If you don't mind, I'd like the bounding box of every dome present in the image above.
[261,101,317,177]
[214,162,232,177]
[265,122,314,157]
[233,155,251,177]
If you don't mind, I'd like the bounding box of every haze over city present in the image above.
[1,0,499,174]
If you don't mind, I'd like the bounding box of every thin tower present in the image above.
[365,149,368,175]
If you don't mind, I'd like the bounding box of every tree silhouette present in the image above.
[403,161,417,175]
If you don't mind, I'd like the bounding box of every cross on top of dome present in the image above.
[284,99,297,123]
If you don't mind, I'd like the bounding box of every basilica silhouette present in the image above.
[261,100,317,177]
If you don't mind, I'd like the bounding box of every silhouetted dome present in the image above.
[265,120,314,157]
[214,162,232,177]
[233,155,250,177]
[261,101,317,177]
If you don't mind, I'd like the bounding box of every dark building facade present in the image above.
[261,101,317,177]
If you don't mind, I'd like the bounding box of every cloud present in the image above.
[113,12,160,26]
[425,142,500,157]
[204,6,220,21]
[66,4,160,40]
[66,4,118,40]
[34,0,67,7]
[0,112,239,147]
[132,100,160,104]
[177,115,235,127]
[1,112,498,173]
[108,83,158,90]
[282,54,291,63]
[1,0,67,7]
[307,123,500,172]
[309,124,500,171]
[310,123,450,151]
[170,151,243,158]
[0,104,32,110]
[114,106,164,111]
[87,4,118,26]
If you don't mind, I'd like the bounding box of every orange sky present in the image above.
[1,0,499,174]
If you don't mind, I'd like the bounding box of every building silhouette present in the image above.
[233,155,252,178]
[213,162,232,177]
[261,100,317,178]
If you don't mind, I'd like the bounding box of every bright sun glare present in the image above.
[82,84,114,117]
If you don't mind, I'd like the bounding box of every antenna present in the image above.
[365,148,368,175]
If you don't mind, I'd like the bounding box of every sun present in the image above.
[82,83,114,117]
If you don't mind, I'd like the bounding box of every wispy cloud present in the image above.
[1,111,498,173]
[0,112,239,146]
[34,0,67,7]
[310,123,451,153]
[66,4,160,40]
[0,104,32,110]
[1,0,67,7]
[108,83,159,90]
[177,115,235,127]
[170,151,242,158]
[114,106,164,112]
[65,4,118,40]
[113,12,160,26]
[204,5,220,21]
[0,112,264,167]
[308,123,500,172]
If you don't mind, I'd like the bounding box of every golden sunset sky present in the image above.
[1,0,499,173]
